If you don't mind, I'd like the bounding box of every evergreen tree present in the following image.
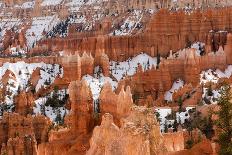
[201,116,214,140]
[215,83,232,155]
[207,84,213,96]
[147,59,150,70]
[178,97,183,112]
[164,120,168,133]
[156,52,161,69]
[155,111,161,123]
[186,138,194,149]
[55,109,63,125]
[185,37,192,48]
[173,120,179,132]
[40,104,45,115]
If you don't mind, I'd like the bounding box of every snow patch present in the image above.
[0,62,63,110]
[33,89,69,123]
[26,15,60,47]
[110,53,157,81]
[164,79,184,102]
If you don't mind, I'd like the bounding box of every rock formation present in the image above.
[100,83,133,125]
[0,1,231,155]
[87,106,167,155]
[37,80,95,155]
[67,80,94,134]
[0,113,51,155]
[15,91,35,116]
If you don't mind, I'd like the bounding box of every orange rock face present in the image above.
[0,113,51,155]
[15,91,35,116]
[87,106,167,155]
[37,80,95,155]
[1,2,232,155]
[67,80,95,134]
[100,83,133,125]
[33,7,231,61]
[169,139,214,155]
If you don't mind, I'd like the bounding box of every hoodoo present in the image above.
[0,0,232,154]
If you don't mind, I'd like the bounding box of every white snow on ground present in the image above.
[200,69,219,84]
[66,0,85,12]
[216,65,232,78]
[155,108,172,131]
[110,10,143,36]
[0,62,63,107]
[26,15,60,47]
[200,65,232,104]
[70,14,86,24]
[200,65,232,84]
[83,53,156,100]
[164,79,184,102]
[86,0,102,5]
[36,64,63,91]
[9,46,26,56]
[21,1,35,9]
[41,0,63,6]
[0,18,21,39]
[148,9,155,14]
[33,89,69,122]
[191,42,205,56]
[83,73,117,100]
[80,53,157,100]
[156,107,195,132]
[110,53,157,81]
[202,87,220,104]
[176,107,194,124]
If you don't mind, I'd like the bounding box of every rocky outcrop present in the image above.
[67,80,94,134]
[81,52,94,76]
[169,139,214,155]
[34,8,232,61]
[0,113,51,155]
[163,131,185,152]
[15,91,35,116]
[37,80,95,155]
[87,106,167,155]
[116,47,227,106]
[100,83,133,125]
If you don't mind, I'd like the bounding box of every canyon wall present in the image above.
[34,7,232,61]
[87,108,167,155]
[37,80,95,155]
[116,47,227,104]
[0,113,51,154]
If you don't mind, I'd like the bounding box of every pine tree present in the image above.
[147,59,150,70]
[173,120,179,132]
[155,111,161,123]
[201,116,214,140]
[164,120,168,133]
[156,52,161,69]
[55,109,63,125]
[207,84,213,96]
[215,83,232,155]
[178,97,183,112]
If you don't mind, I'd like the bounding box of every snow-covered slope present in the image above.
[164,79,184,102]
[83,66,117,100]
[200,65,232,84]
[83,53,157,100]
[26,15,60,47]
[110,10,143,36]
[155,106,195,132]
[34,89,69,123]
[110,53,157,81]
[0,18,21,40]
[41,0,63,6]
[0,61,63,109]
